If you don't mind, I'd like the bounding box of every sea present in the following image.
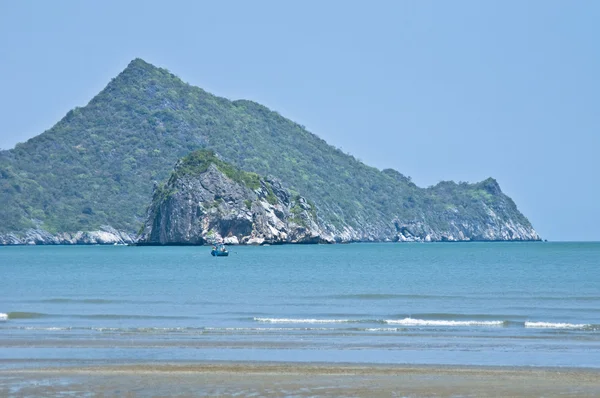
[1,242,599,369]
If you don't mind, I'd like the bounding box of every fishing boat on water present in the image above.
[211,243,229,257]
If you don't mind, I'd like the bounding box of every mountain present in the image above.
[138,150,326,245]
[0,58,540,244]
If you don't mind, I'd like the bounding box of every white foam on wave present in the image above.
[0,313,8,321]
[524,321,590,329]
[364,328,403,332]
[93,327,190,333]
[16,327,72,331]
[385,318,504,327]
[33,327,70,331]
[254,317,350,324]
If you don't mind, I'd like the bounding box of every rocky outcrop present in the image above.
[393,217,539,242]
[0,226,135,245]
[280,178,540,243]
[137,151,540,245]
[137,157,331,245]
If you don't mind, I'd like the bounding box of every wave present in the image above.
[524,322,592,329]
[80,314,194,320]
[18,326,73,331]
[2,326,194,333]
[253,317,505,327]
[254,317,355,324]
[252,316,600,330]
[4,312,49,319]
[4,326,409,334]
[384,318,505,327]
[200,327,409,333]
[398,313,527,321]
[203,327,333,332]
[0,312,194,320]
[91,327,196,333]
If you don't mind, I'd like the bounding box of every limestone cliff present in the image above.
[137,151,329,245]
[138,150,540,245]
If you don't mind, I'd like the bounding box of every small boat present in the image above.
[211,243,229,257]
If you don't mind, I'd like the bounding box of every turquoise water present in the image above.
[1,242,599,368]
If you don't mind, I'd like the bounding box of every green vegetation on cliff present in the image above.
[0,59,537,240]
[173,150,261,191]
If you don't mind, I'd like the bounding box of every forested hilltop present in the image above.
[0,59,539,244]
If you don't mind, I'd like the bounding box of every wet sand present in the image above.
[1,362,600,397]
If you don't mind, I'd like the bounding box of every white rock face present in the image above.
[138,163,330,245]
[245,237,265,245]
[223,236,240,245]
[0,226,136,246]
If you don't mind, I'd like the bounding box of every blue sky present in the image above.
[1,0,598,241]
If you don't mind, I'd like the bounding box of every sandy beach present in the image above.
[2,362,600,397]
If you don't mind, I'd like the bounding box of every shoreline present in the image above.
[5,360,600,374]
[2,362,600,397]
[1,238,547,246]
